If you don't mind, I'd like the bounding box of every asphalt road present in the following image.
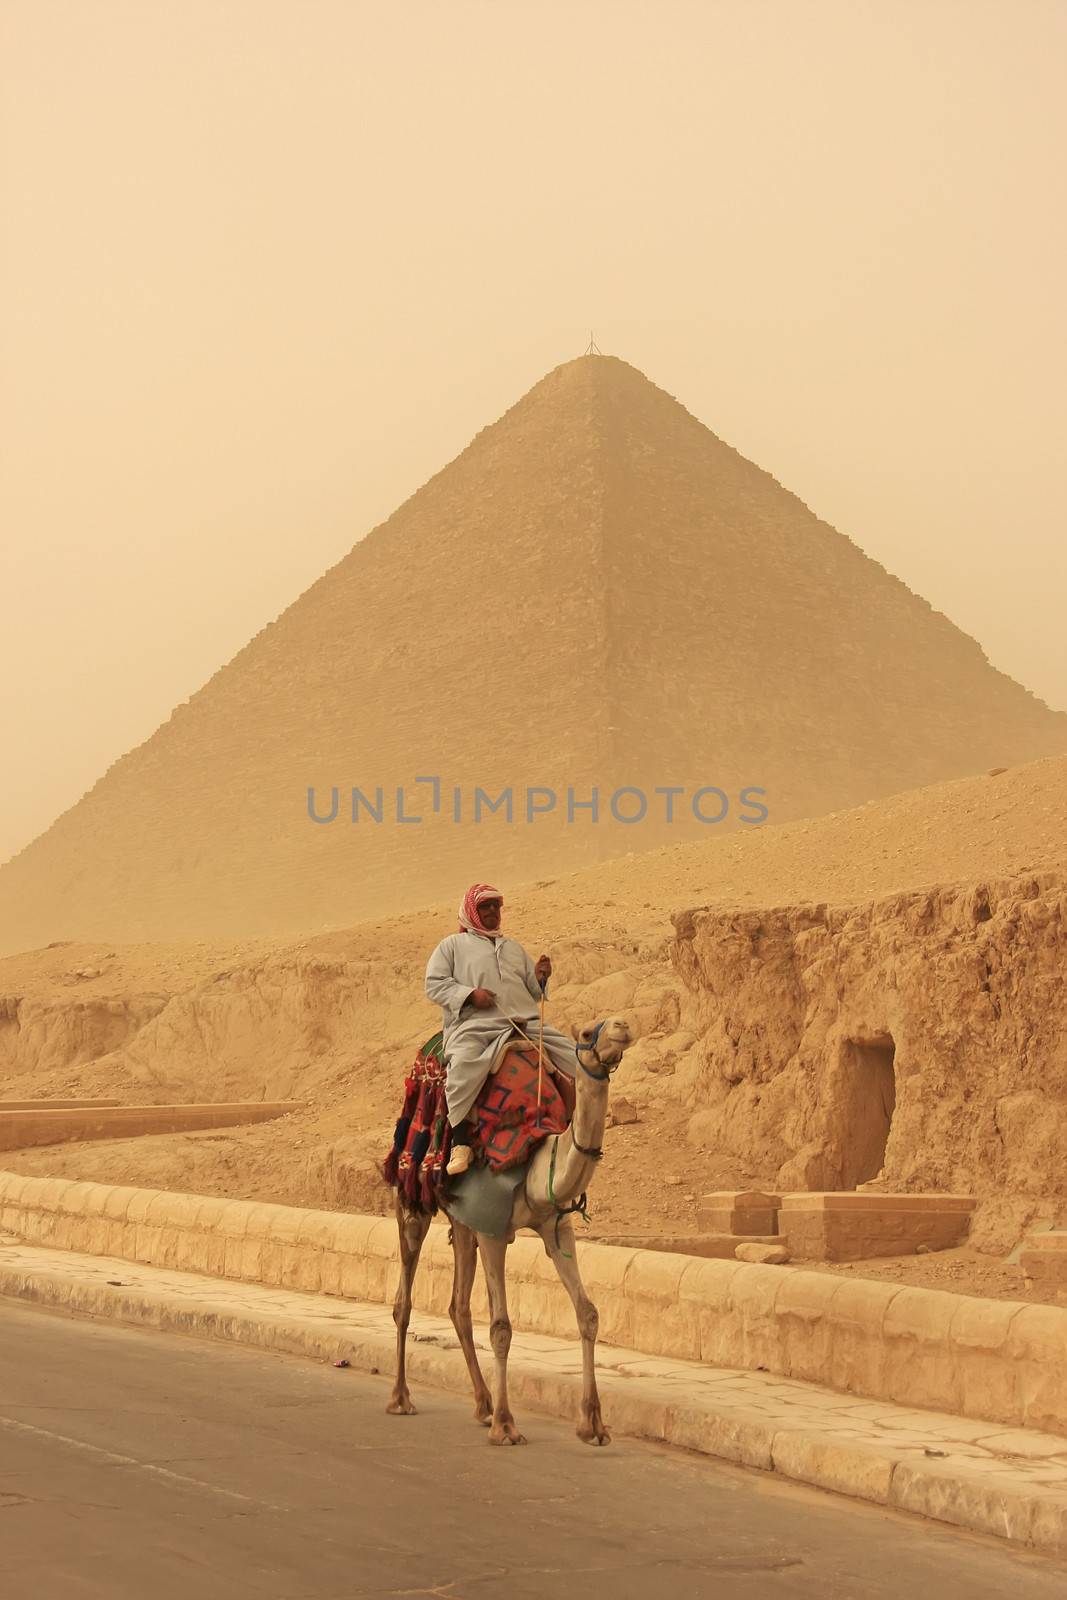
[0,1299,1064,1600]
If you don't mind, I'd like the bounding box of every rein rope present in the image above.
[547,1134,590,1257]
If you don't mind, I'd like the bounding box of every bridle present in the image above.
[575,1021,625,1084]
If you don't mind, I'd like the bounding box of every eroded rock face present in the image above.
[0,993,167,1078]
[671,871,1067,1200]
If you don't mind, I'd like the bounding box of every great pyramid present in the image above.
[2,354,1064,953]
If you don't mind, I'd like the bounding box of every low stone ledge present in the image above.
[0,1102,302,1152]
[0,1099,122,1110]
[0,1169,1063,1437]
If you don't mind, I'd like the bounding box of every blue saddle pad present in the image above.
[443,1160,528,1238]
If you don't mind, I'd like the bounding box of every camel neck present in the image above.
[549,1059,609,1203]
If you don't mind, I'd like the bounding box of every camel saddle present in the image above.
[381,1029,575,1216]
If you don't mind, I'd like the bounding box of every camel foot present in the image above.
[488,1420,526,1446]
[473,1399,493,1426]
[578,1423,611,1446]
[578,1404,610,1445]
[386,1393,418,1415]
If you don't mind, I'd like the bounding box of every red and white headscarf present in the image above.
[458,883,503,937]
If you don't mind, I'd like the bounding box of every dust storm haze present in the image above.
[2,0,1065,867]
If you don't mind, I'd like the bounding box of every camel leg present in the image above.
[449,1220,493,1425]
[386,1198,432,1415]
[538,1217,610,1445]
[477,1233,525,1445]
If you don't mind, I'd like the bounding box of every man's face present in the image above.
[479,898,502,930]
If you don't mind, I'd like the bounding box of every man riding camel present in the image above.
[425,882,579,1174]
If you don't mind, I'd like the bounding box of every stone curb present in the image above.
[1,1250,1064,1556]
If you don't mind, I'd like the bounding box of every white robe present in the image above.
[424,931,578,1125]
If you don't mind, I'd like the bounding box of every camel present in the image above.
[387,1015,632,1445]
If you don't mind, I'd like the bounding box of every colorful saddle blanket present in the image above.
[381,1031,575,1215]
[475,1041,574,1170]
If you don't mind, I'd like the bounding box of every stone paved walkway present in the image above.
[1,1234,1065,1555]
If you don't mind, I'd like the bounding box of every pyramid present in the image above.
[2,355,1064,953]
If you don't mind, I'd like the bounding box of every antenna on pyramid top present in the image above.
[584,332,603,355]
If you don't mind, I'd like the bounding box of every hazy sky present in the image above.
[2,0,1065,865]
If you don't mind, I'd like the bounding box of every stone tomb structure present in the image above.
[673,872,1067,1216]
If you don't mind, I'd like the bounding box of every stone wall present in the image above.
[2,1171,1065,1436]
[672,871,1067,1205]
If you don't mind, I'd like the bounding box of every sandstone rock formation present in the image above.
[2,356,1065,954]
[672,871,1067,1203]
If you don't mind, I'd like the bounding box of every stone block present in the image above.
[331,1213,383,1258]
[296,1208,344,1253]
[289,1248,323,1294]
[577,1243,640,1347]
[418,1259,455,1319]
[824,1277,900,1396]
[173,1228,209,1273]
[774,1270,840,1383]
[890,1459,1054,1547]
[1020,1233,1067,1289]
[191,1196,230,1234]
[102,1186,136,1222]
[1006,1305,1067,1435]
[31,1178,78,1214]
[318,1250,343,1299]
[771,1430,898,1504]
[195,1231,227,1278]
[102,1219,128,1257]
[55,1181,95,1216]
[155,1227,185,1271]
[780,1192,975,1261]
[124,1190,162,1227]
[883,1287,963,1414]
[948,1295,1021,1426]
[625,1250,701,1361]
[143,1191,203,1229]
[339,1254,375,1302]
[686,1258,748,1367]
[731,1264,787,1371]
[223,1235,249,1280]
[697,1190,782,1236]
[365,1217,402,1262]
[665,1401,775,1469]
[734,1243,790,1265]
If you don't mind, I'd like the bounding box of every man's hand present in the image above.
[534,955,552,987]
[470,987,497,1010]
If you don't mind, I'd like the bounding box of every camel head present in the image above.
[573,1015,632,1075]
